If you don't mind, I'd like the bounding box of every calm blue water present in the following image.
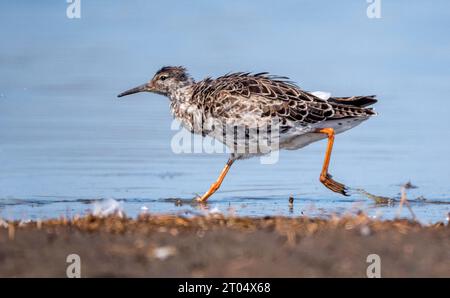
[1,1,449,223]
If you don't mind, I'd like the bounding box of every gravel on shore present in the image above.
[0,213,449,277]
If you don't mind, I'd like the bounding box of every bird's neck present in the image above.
[167,83,195,103]
[168,83,202,131]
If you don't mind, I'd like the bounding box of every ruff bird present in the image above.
[118,66,377,202]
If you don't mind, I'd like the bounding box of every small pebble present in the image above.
[152,246,177,260]
[360,225,371,236]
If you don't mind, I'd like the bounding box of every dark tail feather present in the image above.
[328,95,377,108]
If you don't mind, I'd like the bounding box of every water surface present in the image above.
[1,1,450,223]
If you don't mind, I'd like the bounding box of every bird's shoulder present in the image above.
[192,72,317,103]
[190,72,376,124]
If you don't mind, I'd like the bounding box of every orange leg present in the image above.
[315,128,349,196]
[196,159,234,203]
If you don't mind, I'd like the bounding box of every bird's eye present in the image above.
[159,75,168,81]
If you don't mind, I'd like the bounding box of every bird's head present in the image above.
[117,66,193,98]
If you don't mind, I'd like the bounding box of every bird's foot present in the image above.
[194,194,208,204]
[320,173,350,196]
[194,182,220,203]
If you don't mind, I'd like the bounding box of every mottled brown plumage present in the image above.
[190,71,376,125]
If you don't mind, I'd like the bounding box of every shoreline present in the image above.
[1,213,449,277]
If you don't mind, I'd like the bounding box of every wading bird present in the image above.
[118,66,377,202]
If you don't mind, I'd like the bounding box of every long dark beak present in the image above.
[117,83,150,98]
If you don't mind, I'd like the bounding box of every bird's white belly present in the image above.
[281,117,368,150]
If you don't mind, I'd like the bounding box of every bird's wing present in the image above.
[309,92,378,108]
[193,73,376,126]
[327,95,377,108]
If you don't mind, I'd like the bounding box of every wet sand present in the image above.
[0,214,449,277]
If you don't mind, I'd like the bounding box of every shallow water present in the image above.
[1,2,450,223]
